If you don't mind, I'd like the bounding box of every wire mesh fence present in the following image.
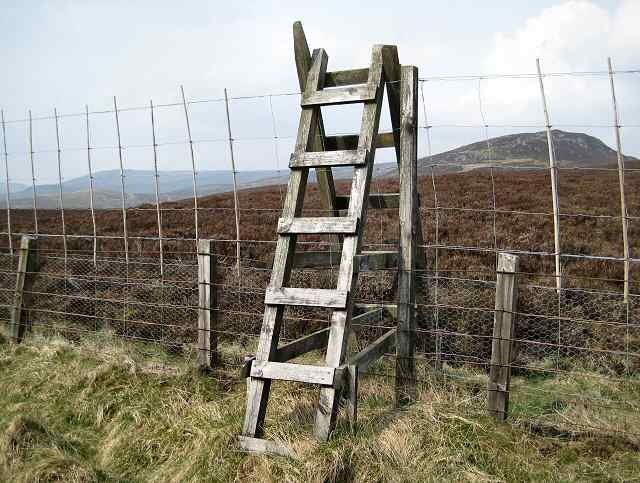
[0,64,639,439]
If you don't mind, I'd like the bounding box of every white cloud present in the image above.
[487,0,613,73]
[421,0,640,157]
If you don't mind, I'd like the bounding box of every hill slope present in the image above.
[2,131,635,208]
[414,130,637,175]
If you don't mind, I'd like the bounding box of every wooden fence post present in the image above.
[197,239,217,368]
[395,65,419,405]
[488,252,519,420]
[536,59,562,295]
[10,235,39,343]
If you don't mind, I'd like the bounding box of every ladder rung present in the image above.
[301,85,376,107]
[238,436,295,458]
[293,251,341,268]
[277,216,358,234]
[265,287,348,308]
[357,250,398,271]
[324,68,369,87]
[289,148,367,168]
[250,360,337,385]
[325,131,395,150]
[336,193,399,210]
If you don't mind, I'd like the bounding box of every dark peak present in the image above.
[418,130,635,170]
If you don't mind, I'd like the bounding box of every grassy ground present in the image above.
[1,331,639,482]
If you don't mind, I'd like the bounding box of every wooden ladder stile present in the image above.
[239,22,424,455]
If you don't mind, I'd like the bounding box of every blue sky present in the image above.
[0,0,638,184]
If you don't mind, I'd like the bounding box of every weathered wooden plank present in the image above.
[275,326,331,362]
[381,45,402,164]
[335,193,399,210]
[10,236,38,343]
[289,148,367,168]
[293,250,396,270]
[488,253,519,421]
[265,287,348,309]
[277,216,358,235]
[241,327,330,378]
[293,21,339,227]
[325,131,395,151]
[242,47,327,439]
[324,68,369,87]
[314,45,386,442]
[197,239,217,368]
[396,65,419,406]
[251,361,336,385]
[293,251,341,268]
[356,250,398,271]
[350,328,396,372]
[238,436,295,458]
[354,303,397,318]
[351,308,384,328]
[302,85,376,107]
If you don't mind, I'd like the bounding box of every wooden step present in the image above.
[291,250,397,270]
[241,327,331,378]
[324,68,369,87]
[336,193,399,210]
[250,360,337,385]
[293,251,341,268]
[265,287,348,309]
[356,250,398,271]
[277,216,358,234]
[325,131,395,151]
[289,148,367,168]
[238,436,295,458]
[301,85,376,106]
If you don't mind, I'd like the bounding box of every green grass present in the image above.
[0,332,639,482]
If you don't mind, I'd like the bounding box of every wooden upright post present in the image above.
[488,252,519,420]
[197,239,217,368]
[395,65,418,405]
[10,236,39,343]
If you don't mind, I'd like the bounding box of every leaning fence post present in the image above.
[197,239,217,368]
[10,235,39,343]
[488,252,519,420]
[536,60,562,295]
[607,58,630,304]
[223,89,242,278]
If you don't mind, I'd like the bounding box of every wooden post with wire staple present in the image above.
[10,235,39,343]
[395,64,418,405]
[197,239,217,368]
[488,252,519,420]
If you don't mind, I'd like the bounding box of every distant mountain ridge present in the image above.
[412,130,637,175]
[1,131,634,209]
[2,164,394,209]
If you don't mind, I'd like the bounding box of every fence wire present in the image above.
[0,66,639,439]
